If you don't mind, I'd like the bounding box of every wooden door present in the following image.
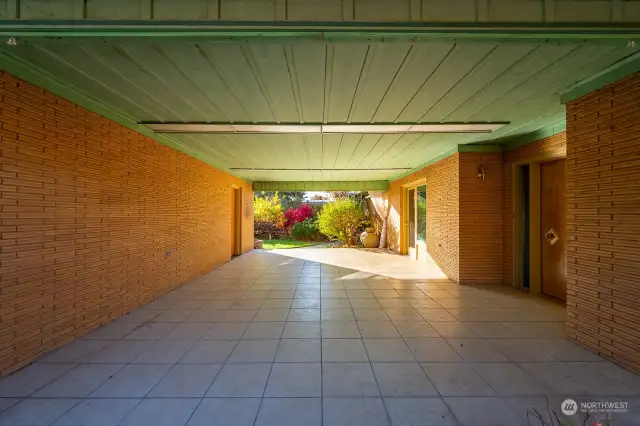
[231,188,242,256]
[230,190,236,256]
[540,159,567,300]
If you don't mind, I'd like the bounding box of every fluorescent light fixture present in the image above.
[232,124,321,133]
[143,123,506,134]
[230,168,411,172]
[144,123,320,133]
[145,123,235,133]
[322,124,412,133]
[408,123,503,133]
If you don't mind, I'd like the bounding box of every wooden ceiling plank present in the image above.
[167,43,252,122]
[198,43,275,121]
[444,43,577,122]
[79,43,200,121]
[372,41,454,122]
[367,133,422,169]
[123,43,229,122]
[349,42,413,123]
[419,42,539,122]
[248,43,300,122]
[291,42,327,123]
[172,133,240,167]
[333,133,362,170]
[396,41,498,122]
[34,43,169,121]
[353,133,404,172]
[326,43,370,123]
[470,45,630,123]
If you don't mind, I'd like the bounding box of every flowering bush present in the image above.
[254,192,286,239]
[284,204,315,228]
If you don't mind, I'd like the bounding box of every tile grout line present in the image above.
[118,274,242,426]
[250,268,284,426]
[3,251,625,426]
[316,261,324,426]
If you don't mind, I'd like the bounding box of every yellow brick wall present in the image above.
[0,72,254,376]
[459,152,504,285]
[387,154,460,282]
[387,152,504,284]
[566,73,640,372]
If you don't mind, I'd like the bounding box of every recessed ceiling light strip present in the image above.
[143,123,506,134]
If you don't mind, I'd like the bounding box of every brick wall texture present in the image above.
[0,72,254,377]
[502,133,567,286]
[565,74,640,371]
[387,153,460,282]
[458,152,504,285]
[387,152,504,285]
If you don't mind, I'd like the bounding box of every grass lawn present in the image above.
[261,239,324,250]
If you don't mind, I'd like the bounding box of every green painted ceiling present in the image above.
[0,37,635,181]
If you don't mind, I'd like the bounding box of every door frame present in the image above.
[401,178,427,259]
[232,186,242,256]
[511,153,565,295]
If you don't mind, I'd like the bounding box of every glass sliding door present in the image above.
[416,185,426,247]
[407,189,416,258]
[406,184,426,260]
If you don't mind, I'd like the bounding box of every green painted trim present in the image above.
[0,51,250,183]
[456,144,503,153]
[0,20,639,39]
[253,181,388,191]
[560,51,640,104]
[504,121,566,151]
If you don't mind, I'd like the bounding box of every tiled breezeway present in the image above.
[0,248,639,426]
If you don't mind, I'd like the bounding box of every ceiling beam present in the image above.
[253,181,388,191]
[560,50,640,104]
[0,20,639,39]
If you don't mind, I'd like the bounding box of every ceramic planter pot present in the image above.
[360,227,379,248]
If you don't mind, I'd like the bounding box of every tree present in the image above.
[317,198,366,247]
[255,191,304,210]
[254,192,286,239]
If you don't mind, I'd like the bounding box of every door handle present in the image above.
[544,228,559,246]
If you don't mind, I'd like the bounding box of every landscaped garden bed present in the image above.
[254,191,377,250]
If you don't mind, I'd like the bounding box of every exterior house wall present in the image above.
[459,152,504,285]
[0,72,253,376]
[387,153,460,282]
[386,152,504,284]
[565,73,640,371]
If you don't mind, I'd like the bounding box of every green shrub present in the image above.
[254,192,285,239]
[290,219,320,241]
[317,198,366,247]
